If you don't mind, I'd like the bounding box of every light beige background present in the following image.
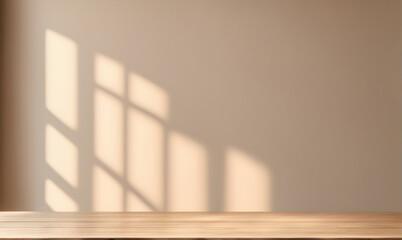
[0,0,401,211]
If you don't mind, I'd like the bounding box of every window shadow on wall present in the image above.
[34,0,402,213]
[42,28,272,212]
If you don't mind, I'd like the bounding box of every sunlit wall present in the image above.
[0,0,401,212]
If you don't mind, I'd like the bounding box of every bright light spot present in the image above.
[45,179,78,211]
[168,131,208,211]
[224,147,271,211]
[94,54,125,96]
[92,165,123,211]
[127,108,163,211]
[129,72,169,120]
[94,89,124,175]
[45,124,78,188]
[45,29,78,129]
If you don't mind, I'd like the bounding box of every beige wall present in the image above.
[1,0,401,211]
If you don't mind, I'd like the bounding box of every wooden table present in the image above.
[0,212,400,239]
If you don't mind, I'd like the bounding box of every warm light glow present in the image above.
[168,131,208,211]
[129,72,169,120]
[45,124,78,187]
[224,147,271,211]
[45,29,78,129]
[127,108,164,211]
[92,165,123,211]
[94,54,125,96]
[94,89,124,175]
[45,179,78,211]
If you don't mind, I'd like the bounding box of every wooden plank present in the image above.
[0,212,400,239]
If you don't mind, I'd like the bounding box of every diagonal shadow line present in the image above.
[46,110,77,143]
[45,164,79,202]
[95,84,166,125]
[94,157,158,211]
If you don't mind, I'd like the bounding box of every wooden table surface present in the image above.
[0,212,400,239]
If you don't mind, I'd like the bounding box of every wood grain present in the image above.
[0,212,400,239]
